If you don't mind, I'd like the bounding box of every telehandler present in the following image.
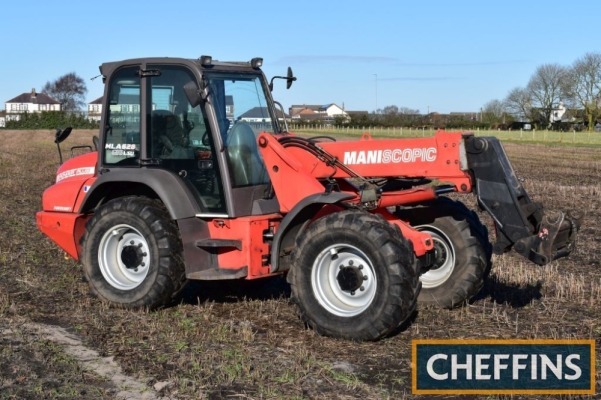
[37,56,580,340]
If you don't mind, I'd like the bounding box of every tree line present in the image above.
[4,72,96,129]
[7,53,601,131]
[324,52,601,131]
[477,52,600,131]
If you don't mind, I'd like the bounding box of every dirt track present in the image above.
[0,130,599,399]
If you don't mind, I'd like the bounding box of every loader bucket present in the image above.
[464,135,582,266]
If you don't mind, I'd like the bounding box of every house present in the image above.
[88,96,103,122]
[550,101,571,123]
[0,110,5,128]
[289,103,348,122]
[4,89,61,122]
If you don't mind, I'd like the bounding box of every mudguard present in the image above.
[79,168,202,219]
[270,192,355,272]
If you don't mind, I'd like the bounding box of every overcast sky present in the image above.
[1,0,599,114]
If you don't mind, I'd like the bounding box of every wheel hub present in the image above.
[431,241,448,270]
[311,244,377,317]
[98,225,151,291]
[336,261,367,294]
[121,242,146,270]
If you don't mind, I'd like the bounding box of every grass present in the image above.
[0,129,599,398]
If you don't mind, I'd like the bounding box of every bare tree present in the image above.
[381,105,399,115]
[398,107,419,115]
[505,87,532,121]
[42,72,88,111]
[564,52,601,130]
[526,64,567,127]
[482,99,507,125]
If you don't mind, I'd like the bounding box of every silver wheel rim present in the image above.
[311,244,377,317]
[98,224,150,290]
[418,225,455,288]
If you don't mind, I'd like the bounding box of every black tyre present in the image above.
[398,198,492,309]
[81,196,187,309]
[287,210,420,341]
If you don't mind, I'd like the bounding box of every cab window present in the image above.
[103,67,141,165]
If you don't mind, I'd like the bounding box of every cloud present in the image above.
[275,55,400,64]
[378,76,458,82]
[275,56,528,67]
[394,60,529,67]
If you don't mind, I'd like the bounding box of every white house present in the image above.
[88,96,103,122]
[4,89,61,122]
[550,101,568,123]
[289,103,348,121]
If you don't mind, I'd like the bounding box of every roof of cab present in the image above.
[99,56,263,79]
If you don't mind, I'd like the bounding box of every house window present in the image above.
[40,104,47,111]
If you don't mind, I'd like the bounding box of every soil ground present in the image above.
[0,129,599,399]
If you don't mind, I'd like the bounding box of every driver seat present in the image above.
[152,110,187,157]
[226,122,267,187]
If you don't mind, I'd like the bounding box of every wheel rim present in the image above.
[418,225,455,289]
[311,244,377,317]
[98,224,150,291]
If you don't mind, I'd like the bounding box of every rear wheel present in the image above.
[287,210,420,340]
[81,196,187,309]
[398,198,491,309]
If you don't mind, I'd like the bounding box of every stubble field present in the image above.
[0,129,599,399]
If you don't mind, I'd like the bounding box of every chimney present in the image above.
[31,88,37,98]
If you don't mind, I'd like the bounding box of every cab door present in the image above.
[146,65,227,215]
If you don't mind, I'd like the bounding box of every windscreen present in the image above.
[206,73,277,138]
[205,73,273,187]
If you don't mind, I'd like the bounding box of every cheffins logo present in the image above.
[412,339,595,395]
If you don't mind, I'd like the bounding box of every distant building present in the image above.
[550,101,569,123]
[4,89,61,122]
[88,96,103,122]
[289,103,348,122]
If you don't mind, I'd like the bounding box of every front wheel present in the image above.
[398,198,491,309]
[287,210,420,341]
[81,196,187,309]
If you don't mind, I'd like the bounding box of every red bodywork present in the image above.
[36,151,97,260]
[37,131,476,278]
[257,131,474,257]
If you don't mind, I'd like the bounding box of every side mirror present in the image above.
[54,127,72,144]
[286,67,297,89]
[54,126,73,165]
[184,81,202,108]
[269,67,297,91]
